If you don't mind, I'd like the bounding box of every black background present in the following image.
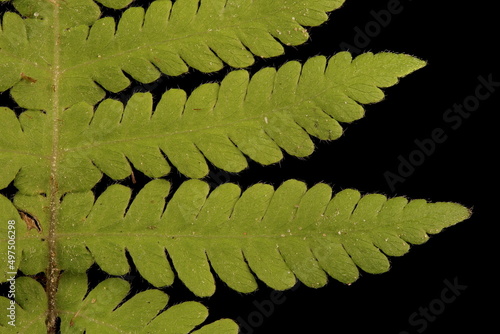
[1,0,497,333]
[223,1,497,333]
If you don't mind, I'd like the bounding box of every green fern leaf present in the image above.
[0,1,472,333]
[57,273,237,333]
[0,0,345,110]
[0,52,424,193]
[9,179,469,297]
[0,275,237,333]
[0,194,47,281]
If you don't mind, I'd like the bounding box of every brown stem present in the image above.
[46,172,61,333]
[47,1,62,330]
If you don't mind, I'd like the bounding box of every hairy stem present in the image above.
[46,2,62,333]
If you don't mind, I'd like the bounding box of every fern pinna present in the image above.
[0,0,470,333]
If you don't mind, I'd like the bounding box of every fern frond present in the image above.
[0,194,47,281]
[0,1,472,333]
[57,273,237,333]
[0,108,51,193]
[0,0,345,109]
[0,275,237,333]
[10,179,470,297]
[0,52,425,193]
[0,0,103,110]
